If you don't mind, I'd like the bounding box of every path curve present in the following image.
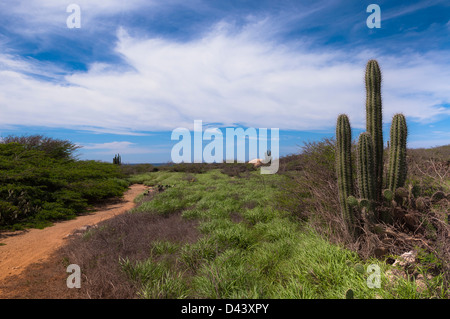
[0,184,149,289]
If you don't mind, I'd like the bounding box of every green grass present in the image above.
[121,169,443,299]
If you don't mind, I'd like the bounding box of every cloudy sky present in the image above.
[0,0,449,163]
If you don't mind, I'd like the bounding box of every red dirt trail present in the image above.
[0,184,149,298]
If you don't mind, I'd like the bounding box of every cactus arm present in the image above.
[365,60,384,200]
[336,114,355,231]
[357,132,376,202]
[387,113,407,191]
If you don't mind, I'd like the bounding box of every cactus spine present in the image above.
[365,60,383,201]
[336,114,354,231]
[387,113,407,191]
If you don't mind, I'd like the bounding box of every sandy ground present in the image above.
[0,184,149,297]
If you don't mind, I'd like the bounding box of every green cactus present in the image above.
[365,60,384,201]
[345,288,354,299]
[382,189,393,201]
[347,195,358,207]
[357,133,376,203]
[387,113,407,191]
[336,114,355,232]
[357,133,377,224]
[335,60,410,234]
[354,263,365,274]
[113,153,122,165]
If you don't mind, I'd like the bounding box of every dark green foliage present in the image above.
[357,133,376,203]
[1,134,80,160]
[0,142,129,229]
[120,164,158,176]
[336,114,355,232]
[220,163,256,177]
[387,113,408,191]
[278,154,302,172]
[301,138,336,173]
[162,163,209,174]
[275,138,338,224]
[365,60,384,200]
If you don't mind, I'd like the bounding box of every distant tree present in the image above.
[1,134,80,160]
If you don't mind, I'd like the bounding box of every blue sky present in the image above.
[0,0,449,163]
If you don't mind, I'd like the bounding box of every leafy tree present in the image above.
[1,134,80,160]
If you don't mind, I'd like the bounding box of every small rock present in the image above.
[74,224,96,233]
[78,226,89,232]
[393,250,417,269]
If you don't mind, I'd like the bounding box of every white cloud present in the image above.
[0,0,154,32]
[77,141,164,155]
[80,141,135,150]
[0,20,449,135]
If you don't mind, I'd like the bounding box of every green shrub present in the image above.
[0,140,129,229]
[1,134,80,160]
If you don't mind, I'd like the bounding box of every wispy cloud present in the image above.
[1,19,449,135]
[80,141,135,150]
[382,0,450,21]
[0,0,153,31]
[77,141,166,156]
[0,0,449,154]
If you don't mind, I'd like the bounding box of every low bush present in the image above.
[120,164,159,176]
[0,139,129,229]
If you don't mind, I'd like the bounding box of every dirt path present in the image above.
[0,184,149,296]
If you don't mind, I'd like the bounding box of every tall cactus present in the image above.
[336,114,355,231]
[113,153,121,165]
[357,132,376,203]
[387,113,407,191]
[365,60,383,201]
[335,60,409,235]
